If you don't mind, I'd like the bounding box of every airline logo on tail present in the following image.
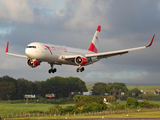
[88,25,101,53]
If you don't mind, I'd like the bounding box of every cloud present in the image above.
[84,70,148,80]
[64,0,111,30]
[0,0,34,23]
[107,0,160,34]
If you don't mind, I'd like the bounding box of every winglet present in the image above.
[6,42,9,53]
[146,34,155,47]
[97,25,101,32]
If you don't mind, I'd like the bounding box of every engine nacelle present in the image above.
[75,56,87,65]
[27,59,40,68]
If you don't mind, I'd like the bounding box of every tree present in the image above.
[41,76,87,98]
[105,96,116,103]
[108,82,128,95]
[0,75,87,100]
[0,81,16,100]
[92,82,107,95]
[128,88,141,97]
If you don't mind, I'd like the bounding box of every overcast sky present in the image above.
[0,0,160,85]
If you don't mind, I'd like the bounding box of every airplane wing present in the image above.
[85,34,155,59]
[62,34,155,60]
[6,42,27,58]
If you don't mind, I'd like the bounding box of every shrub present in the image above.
[48,104,63,114]
[63,106,74,114]
[82,102,104,113]
[73,95,86,103]
[6,100,12,104]
[126,97,138,109]
[28,110,44,113]
[74,96,107,113]
[138,100,160,109]
[115,104,125,110]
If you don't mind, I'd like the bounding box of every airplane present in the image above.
[5,26,155,73]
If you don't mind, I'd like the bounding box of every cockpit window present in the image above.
[27,46,36,48]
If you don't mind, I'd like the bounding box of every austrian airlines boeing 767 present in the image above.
[5,26,155,73]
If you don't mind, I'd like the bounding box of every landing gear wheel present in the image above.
[77,68,79,72]
[80,67,84,72]
[52,68,57,73]
[76,67,85,72]
[48,69,52,74]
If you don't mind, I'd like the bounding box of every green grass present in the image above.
[86,85,93,92]
[118,100,160,105]
[126,85,160,95]
[1,102,160,119]
[0,103,74,114]
[127,85,160,91]
[10,111,160,119]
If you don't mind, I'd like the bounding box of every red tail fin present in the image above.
[88,26,101,53]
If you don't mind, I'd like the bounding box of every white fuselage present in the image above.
[25,42,96,66]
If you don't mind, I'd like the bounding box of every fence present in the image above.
[0,108,160,119]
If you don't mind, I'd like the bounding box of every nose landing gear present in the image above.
[48,63,57,74]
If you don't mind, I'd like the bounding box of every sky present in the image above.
[0,0,160,85]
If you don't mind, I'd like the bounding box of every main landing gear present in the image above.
[76,65,85,72]
[48,63,57,74]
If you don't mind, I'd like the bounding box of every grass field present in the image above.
[118,100,160,105]
[127,85,160,90]
[86,85,93,92]
[38,111,160,119]
[127,85,160,94]
[3,110,160,119]
[0,103,74,114]
[1,101,160,115]
[1,102,160,119]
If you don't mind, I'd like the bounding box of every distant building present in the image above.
[121,92,125,95]
[83,92,92,96]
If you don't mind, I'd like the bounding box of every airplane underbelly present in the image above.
[39,51,62,63]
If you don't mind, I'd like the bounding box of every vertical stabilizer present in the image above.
[88,25,101,53]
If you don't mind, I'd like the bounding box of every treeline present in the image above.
[92,82,128,95]
[92,82,143,99]
[91,82,160,101]
[0,76,87,100]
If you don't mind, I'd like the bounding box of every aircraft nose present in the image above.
[25,48,32,57]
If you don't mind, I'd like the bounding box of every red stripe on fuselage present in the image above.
[44,45,52,55]
[88,43,98,53]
